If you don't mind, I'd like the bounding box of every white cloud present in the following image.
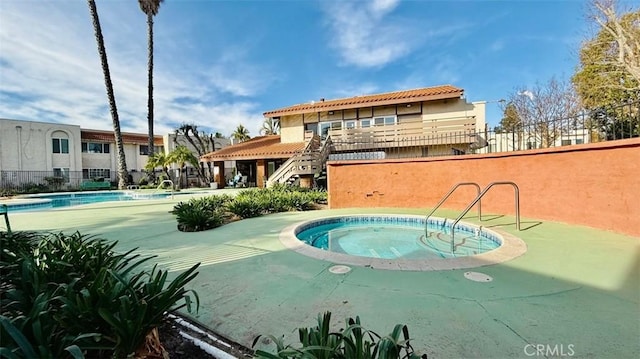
[518,90,535,100]
[370,0,400,16]
[322,0,411,68]
[0,1,269,138]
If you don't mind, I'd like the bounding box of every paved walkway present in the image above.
[3,190,639,358]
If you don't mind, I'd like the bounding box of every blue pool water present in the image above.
[295,216,501,259]
[5,191,172,212]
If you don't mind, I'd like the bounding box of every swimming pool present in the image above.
[280,215,527,271]
[3,191,173,212]
[296,215,500,259]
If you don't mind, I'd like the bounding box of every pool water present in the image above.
[296,216,501,259]
[6,192,171,212]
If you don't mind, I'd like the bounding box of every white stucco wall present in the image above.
[0,118,82,172]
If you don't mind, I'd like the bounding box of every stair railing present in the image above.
[449,181,520,252]
[266,134,330,187]
[425,182,481,238]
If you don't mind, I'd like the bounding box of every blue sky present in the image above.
[0,0,595,136]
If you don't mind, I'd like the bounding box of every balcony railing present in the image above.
[328,116,476,149]
[327,101,639,160]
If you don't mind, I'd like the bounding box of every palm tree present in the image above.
[87,0,128,189]
[138,0,163,175]
[232,124,251,143]
[167,145,199,189]
[260,117,280,135]
[144,151,171,183]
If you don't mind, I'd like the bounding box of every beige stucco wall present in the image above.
[280,114,304,143]
[0,118,82,172]
[276,98,486,143]
[423,98,485,130]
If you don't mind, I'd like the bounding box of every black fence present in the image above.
[328,100,639,160]
[0,171,115,194]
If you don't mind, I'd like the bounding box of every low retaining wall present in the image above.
[327,138,640,237]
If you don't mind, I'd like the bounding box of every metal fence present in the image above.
[328,100,639,160]
[0,170,115,194]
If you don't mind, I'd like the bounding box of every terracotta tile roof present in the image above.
[263,85,463,117]
[81,129,164,146]
[201,135,304,161]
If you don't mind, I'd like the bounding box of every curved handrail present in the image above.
[425,182,481,237]
[155,179,175,199]
[449,181,520,252]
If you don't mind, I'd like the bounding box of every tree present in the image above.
[138,0,164,182]
[590,0,640,82]
[506,77,581,148]
[87,0,128,189]
[167,145,199,189]
[174,124,227,183]
[494,102,524,150]
[232,124,251,142]
[573,0,640,109]
[260,118,280,135]
[496,102,522,133]
[144,151,171,182]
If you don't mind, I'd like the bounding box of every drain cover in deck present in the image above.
[464,271,493,282]
[329,265,352,274]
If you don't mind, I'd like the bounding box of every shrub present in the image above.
[0,231,200,358]
[253,311,427,359]
[172,198,226,232]
[226,195,267,218]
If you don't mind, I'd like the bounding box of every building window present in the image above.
[82,142,110,153]
[360,118,372,128]
[344,120,356,129]
[561,139,572,146]
[83,168,111,180]
[575,139,584,145]
[52,138,69,154]
[319,121,342,139]
[140,145,163,155]
[373,116,396,126]
[53,168,70,182]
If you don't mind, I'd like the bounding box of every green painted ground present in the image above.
[3,190,639,358]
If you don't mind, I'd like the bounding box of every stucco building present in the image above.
[202,85,487,188]
[0,118,227,190]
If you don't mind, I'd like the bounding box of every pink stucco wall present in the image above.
[327,138,640,237]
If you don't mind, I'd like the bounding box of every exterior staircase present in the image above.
[266,134,332,187]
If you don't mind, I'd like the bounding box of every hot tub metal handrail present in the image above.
[1,204,11,234]
[450,181,520,253]
[425,182,481,238]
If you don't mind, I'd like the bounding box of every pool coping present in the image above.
[279,214,527,271]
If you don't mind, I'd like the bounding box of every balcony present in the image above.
[328,116,478,152]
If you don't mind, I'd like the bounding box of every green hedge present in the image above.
[171,185,327,232]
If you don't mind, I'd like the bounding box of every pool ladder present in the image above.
[425,181,521,253]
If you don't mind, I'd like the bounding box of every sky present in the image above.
[0,0,605,137]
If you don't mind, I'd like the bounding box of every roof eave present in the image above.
[201,153,296,162]
[263,91,463,118]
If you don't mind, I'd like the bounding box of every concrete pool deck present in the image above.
[2,190,639,358]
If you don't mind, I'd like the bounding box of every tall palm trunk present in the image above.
[146,12,156,183]
[87,0,128,189]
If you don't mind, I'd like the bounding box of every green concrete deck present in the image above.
[3,190,639,358]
